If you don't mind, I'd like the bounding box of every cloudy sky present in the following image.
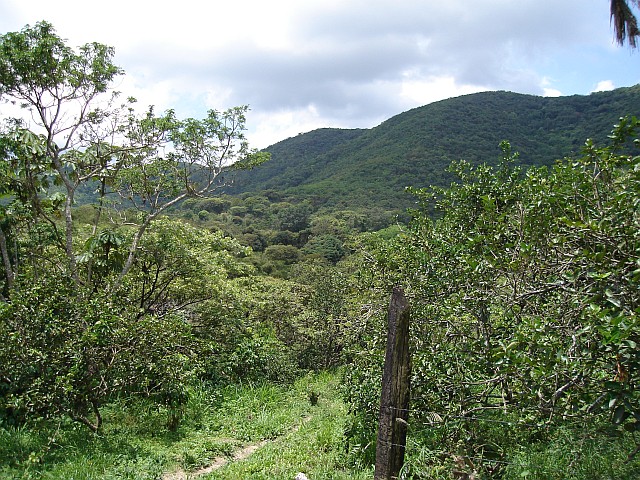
[1,0,639,148]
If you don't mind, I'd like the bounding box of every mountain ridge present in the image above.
[230,85,640,211]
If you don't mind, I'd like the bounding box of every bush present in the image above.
[0,272,199,431]
[343,119,640,471]
[302,234,346,264]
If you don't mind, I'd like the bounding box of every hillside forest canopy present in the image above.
[0,20,639,479]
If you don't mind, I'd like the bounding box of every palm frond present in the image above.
[611,0,640,47]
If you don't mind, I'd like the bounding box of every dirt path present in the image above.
[161,416,311,480]
[162,440,270,480]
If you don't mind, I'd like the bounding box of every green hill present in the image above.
[229,85,640,211]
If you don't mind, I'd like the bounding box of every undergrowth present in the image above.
[0,370,369,479]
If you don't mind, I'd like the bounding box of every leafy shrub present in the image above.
[343,119,640,472]
[302,234,346,264]
[264,244,301,264]
[0,271,198,431]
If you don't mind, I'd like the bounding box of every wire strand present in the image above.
[381,404,585,429]
[376,439,534,468]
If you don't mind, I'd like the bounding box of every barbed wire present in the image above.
[375,404,597,472]
[376,439,535,468]
[380,404,591,429]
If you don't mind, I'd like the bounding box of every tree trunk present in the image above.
[0,226,14,291]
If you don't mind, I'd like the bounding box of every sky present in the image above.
[1,0,639,149]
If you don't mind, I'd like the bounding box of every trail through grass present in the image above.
[0,370,371,479]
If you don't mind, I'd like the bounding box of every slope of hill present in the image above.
[229,85,640,210]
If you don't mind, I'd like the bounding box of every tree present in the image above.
[0,21,122,285]
[0,272,199,432]
[611,0,640,47]
[274,201,313,232]
[302,234,346,264]
[344,121,640,473]
[264,244,301,264]
[0,127,63,294]
[0,21,268,293]
[290,261,351,369]
[0,21,267,430]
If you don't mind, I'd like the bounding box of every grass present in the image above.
[501,424,640,480]
[395,416,640,480]
[202,372,371,480]
[4,372,637,479]
[0,371,371,479]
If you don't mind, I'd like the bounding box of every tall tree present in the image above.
[0,21,267,293]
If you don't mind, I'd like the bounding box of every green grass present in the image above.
[202,371,371,480]
[501,424,640,480]
[4,372,636,479]
[0,371,371,479]
[395,417,640,480]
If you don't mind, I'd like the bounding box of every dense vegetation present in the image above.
[1,21,639,479]
[229,85,640,211]
[1,371,366,479]
[343,121,640,478]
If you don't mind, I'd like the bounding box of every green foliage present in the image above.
[501,423,640,479]
[344,118,640,475]
[0,22,269,433]
[309,213,349,237]
[184,196,232,214]
[195,275,308,384]
[264,244,300,264]
[0,372,368,480]
[0,271,198,432]
[194,262,354,380]
[0,21,121,97]
[0,20,359,465]
[302,234,346,264]
[274,201,313,232]
[0,21,263,293]
[290,261,352,369]
[202,372,369,480]
[229,86,640,213]
[5,19,640,478]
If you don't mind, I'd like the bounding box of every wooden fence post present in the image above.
[374,286,411,480]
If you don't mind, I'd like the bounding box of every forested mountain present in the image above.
[229,85,640,210]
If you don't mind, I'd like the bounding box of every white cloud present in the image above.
[399,74,488,106]
[115,76,179,114]
[542,88,563,97]
[1,0,636,148]
[591,80,616,92]
[249,105,329,148]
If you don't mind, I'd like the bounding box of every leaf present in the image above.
[621,340,638,352]
[605,289,622,308]
[613,404,628,424]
